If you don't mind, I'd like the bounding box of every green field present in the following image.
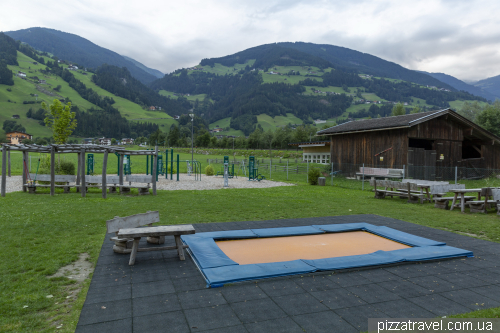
[158,90,210,103]
[448,100,490,111]
[191,60,256,75]
[208,113,303,135]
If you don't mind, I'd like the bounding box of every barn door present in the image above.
[424,150,437,181]
[407,148,436,180]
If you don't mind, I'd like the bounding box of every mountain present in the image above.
[419,71,498,101]
[275,42,456,90]
[4,27,159,84]
[473,74,500,100]
[122,55,164,79]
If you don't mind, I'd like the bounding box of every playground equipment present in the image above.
[248,156,265,181]
[115,153,131,176]
[87,154,94,175]
[223,156,229,187]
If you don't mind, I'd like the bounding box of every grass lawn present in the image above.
[2,177,500,332]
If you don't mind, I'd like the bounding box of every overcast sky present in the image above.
[2,0,500,81]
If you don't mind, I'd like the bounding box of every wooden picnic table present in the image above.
[450,189,482,213]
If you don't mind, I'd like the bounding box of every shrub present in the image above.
[308,167,322,185]
[166,165,176,174]
[59,160,75,175]
[205,164,215,176]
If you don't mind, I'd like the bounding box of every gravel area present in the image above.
[0,174,294,193]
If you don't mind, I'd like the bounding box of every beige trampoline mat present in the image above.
[216,231,411,265]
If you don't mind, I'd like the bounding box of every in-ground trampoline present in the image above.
[181,223,473,288]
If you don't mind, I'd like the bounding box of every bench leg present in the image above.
[63,186,71,193]
[28,186,36,194]
[147,236,165,244]
[109,186,117,193]
[450,193,458,211]
[129,237,141,265]
[434,200,449,210]
[121,187,131,195]
[138,187,150,195]
[174,235,185,261]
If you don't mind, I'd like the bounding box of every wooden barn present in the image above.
[316,109,500,180]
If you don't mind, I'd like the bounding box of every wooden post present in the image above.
[80,148,86,197]
[152,146,158,195]
[119,154,124,189]
[49,146,55,196]
[1,145,6,197]
[8,150,11,177]
[102,150,108,199]
[76,152,81,190]
[406,181,411,203]
[22,151,27,192]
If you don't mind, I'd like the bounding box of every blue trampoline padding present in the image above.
[313,223,373,232]
[303,250,403,270]
[389,246,474,261]
[182,229,257,240]
[182,237,238,269]
[313,224,445,247]
[367,226,446,247]
[203,260,316,288]
[251,226,324,237]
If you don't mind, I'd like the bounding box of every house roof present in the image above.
[316,108,500,143]
[288,141,330,146]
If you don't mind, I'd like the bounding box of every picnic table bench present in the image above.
[25,174,76,193]
[107,211,196,265]
[465,188,500,214]
[356,167,403,180]
[370,179,427,203]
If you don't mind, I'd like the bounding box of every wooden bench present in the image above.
[25,174,77,193]
[370,179,426,203]
[106,211,195,265]
[84,175,121,193]
[118,175,152,195]
[356,167,403,180]
[466,188,500,214]
[434,196,475,209]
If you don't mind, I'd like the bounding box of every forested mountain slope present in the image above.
[5,28,159,84]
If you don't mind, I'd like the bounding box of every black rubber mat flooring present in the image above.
[76,215,500,332]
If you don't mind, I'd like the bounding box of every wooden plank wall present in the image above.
[482,145,500,170]
[407,117,464,141]
[330,129,408,167]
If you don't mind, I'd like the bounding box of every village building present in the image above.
[121,138,134,145]
[6,131,32,144]
[288,141,331,164]
[317,108,500,179]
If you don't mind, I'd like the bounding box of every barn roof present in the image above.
[317,108,500,143]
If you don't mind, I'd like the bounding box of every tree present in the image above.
[391,103,406,116]
[410,106,421,114]
[43,99,77,144]
[476,101,500,136]
[111,138,117,145]
[457,101,483,122]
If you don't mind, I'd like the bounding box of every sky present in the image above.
[1,0,500,81]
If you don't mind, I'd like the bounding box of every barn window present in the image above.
[462,142,481,159]
[409,138,434,150]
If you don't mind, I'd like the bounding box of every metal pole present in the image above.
[7,150,11,177]
[362,163,365,191]
[146,149,149,175]
[191,118,194,166]
[176,154,179,181]
[455,166,458,184]
[1,145,6,197]
[170,149,173,180]
[152,146,158,195]
[80,148,86,197]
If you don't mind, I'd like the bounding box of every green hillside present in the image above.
[0,50,178,139]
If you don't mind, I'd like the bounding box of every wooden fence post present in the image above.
[50,146,55,196]
[102,150,108,199]
[1,145,6,197]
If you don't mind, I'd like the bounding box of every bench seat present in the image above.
[434,196,475,209]
[117,225,195,265]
